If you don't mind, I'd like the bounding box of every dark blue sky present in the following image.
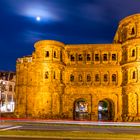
[0,0,140,71]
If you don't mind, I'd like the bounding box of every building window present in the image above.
[87,74,91,82]
[54,51,56,58]
[45,51,49,57]
[70,54,75,61]
[103,54,107,61]
[132,71,136,79]
[60,71,62,81]
[60,51,62,62]
[95,74,100,82]
[112,54,116,61]
[131,27,135,35]
[78,54,83,61]
[53,71,56,79]
[104,74,108,82]
[45,72,49,79]
[78,74,82,82]
[70,74,74,82]
[87,54,91,61]
[95,54,99,61]
[112,74,116,82]
[132,49,135,57]
[9,85,12,92]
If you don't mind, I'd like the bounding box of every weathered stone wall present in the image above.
[15,13,140,122]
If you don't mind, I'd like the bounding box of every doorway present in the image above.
[98,99,114,121]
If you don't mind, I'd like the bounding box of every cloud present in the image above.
[3,0,65,22]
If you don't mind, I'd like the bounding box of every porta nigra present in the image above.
[15,14,140,122]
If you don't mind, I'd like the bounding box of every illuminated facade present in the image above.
[15,14,140,121]
[0,71,15,112]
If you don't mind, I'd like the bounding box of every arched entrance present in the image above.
[98,99,114,121]
[73,98,89,120]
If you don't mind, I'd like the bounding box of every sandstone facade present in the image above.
[15,14,140,121]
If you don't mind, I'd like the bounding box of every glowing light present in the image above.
[36,16,41,21]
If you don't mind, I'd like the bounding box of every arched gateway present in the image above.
[73,98,89,120]
[98,99,114,121]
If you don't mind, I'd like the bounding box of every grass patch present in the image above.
[0,130,140,139]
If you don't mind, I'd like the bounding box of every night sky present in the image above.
[0,0,140,71]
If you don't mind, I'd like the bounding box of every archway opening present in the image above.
[98,99,114,121]
[73,98,89,120]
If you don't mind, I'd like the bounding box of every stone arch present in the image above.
[73,98,89,120]
[98,98,115,121]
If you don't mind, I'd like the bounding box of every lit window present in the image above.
[112,54,116,61]
[45,51,49,57]
[103,54,107,61]
[70,55,75,61]
[87,54,91,61]
[104,74,108,82]
[78,54,83,61]
[87,74,91,82]
[132,49,135,57]
[112,74,116,82]
[132,71,136,79]
[45,72,49,79]
[70,74,74,82]
[95,54,99,61]
[78,74,82,82]
[95,74,100,82]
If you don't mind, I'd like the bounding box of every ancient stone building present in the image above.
[15,14,140,121]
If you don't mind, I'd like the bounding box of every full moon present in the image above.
[36,16,41,21]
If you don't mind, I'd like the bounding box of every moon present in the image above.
[36,16,41,21]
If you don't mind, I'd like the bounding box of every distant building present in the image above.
[0,71,15,112]
[15,13,140,121]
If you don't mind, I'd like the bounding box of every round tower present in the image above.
[114,14,140,121]
[31,40,66,118]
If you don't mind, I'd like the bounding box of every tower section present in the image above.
[15,40,65,118]
[114,14,140,121]
[33,40,65,118]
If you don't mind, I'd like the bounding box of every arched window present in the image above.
[132,49,135,57]
[95,54,99,61]
[9,85,12,92]
[112,74,116,82]
[54,51,56,58]
[131,27,135,35]
[132,71,136,79]
[60,71,62,81]
[78,74,82,82]
[70,74,74,82]
[45,51,49,57]
[87,54,91,61]
[78,54,83,61]
[53,71,56,79]
[70,54,75,61]
[95,74,100,82]
[103,54,108,61]
[104,74,108,82]
[112,54,116,61]
[87,74,91,82]
[45,72,49,79]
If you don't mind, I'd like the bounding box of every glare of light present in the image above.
[36,16,41,21]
